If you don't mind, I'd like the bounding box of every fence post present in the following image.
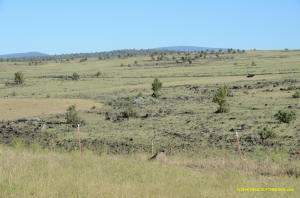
[78,124,82,154]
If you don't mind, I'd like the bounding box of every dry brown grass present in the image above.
[0,98,102,120]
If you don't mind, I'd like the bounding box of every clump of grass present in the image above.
[274,110,296,123]
[120,107,138,119]
[258,126,276,143]
[287,84,296,90]
[292,90,300,98]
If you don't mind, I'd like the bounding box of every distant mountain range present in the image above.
[0,52,48,59]
[0,46,228,59]
[153,46,228,52]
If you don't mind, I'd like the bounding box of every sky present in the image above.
[0,0,299,55]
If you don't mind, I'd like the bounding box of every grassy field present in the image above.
[0,50,299,197]
[0,98,101,120]
[0,145,299,198]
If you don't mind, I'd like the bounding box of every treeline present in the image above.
[0,48,245,62]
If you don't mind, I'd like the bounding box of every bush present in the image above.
[80,57,87,62]
[14,72,25,84]
[95,72,102,77]
[65,105,82,124]
[251,61,256,66]
[152,78,162,98]
[120,107,138,118]
[72,72,80,81]
[258,126,276,143]
[287,84,297,90]
[292,90,300,98]
[274,110,296,123]
[213,85,229,113]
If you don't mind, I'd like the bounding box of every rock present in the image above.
[141,113,152,119]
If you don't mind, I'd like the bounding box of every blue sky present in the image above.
[0,0,299,54]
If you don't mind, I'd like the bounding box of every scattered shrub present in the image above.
[65,105,82,124]
[79,57,87,62]
[251,61,256,66]
[12,91,17,96]
[274,110,296,123]
[258,126,276,143]
[72,72,80,81]
[292,90,300,98]
[213,85,229,113]
[95,72,102,77]
[46,94,51,98]
[287,84,296,90]
[120,107,138,119]
[14,72,25,84]
[152,78,162,98]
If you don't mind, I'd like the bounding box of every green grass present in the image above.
[0,50,299,155]
[0,145,299,198]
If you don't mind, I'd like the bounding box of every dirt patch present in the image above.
[0,98,102,121]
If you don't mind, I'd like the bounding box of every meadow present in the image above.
[0,49,299,197]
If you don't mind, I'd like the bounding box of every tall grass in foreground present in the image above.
[0,145,299,198]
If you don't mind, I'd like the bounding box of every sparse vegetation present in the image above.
[14,72,25,84]
[95,71,102,77]
[0,49,300,198]
[151,78,162,98]
[287,84,297,90]
[213,85,229,113]
[258,126,276,143]
[65,104,82,124]
[72,72,80,80]
[274,110,296,123]
[292,90,300,98]
[120,107,138,118]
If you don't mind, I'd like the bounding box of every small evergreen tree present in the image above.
[72,72,80,81]
[65,105,81,124]
[292,90,300,98]
[95,71,102,77]
[14,72,25,84]
[152,78,162,98]
[213,85,229,113]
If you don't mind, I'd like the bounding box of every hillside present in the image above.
[0,52,48,59]
[154,46,228,52]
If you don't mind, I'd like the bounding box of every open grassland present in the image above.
[1,50,299,155]
[0,145,299,198]
[0,98,102,120]
[0,50,300,197]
